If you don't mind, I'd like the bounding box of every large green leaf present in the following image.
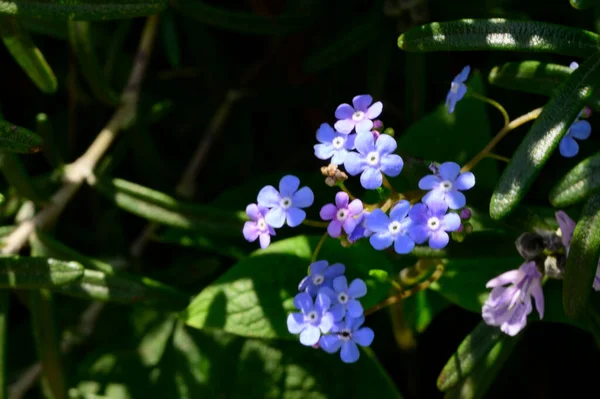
[0,120,43,154]
[490,50,600,220]
[398,19,600,56]
[570,0,597,9]
[0,256,83,289]
[549,151,600,207]
[0,1,167,20]
[181,235,393,339]
[563,193,600,319]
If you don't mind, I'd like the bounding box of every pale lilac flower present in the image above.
[320,276,367,319]
[446,65,470,114]
[257,175,314,228]
[319,315,374,363]
[242,204,275,248]
[408,200,461,249]
[287,292,334,346]
[334,94,383,134]
[365,200,415,254]
[298,260,345,297]
[482,261,544,336]
[319,192,363,238]
[419,161,475,210]
[314,123,356,165]
[344,132,403,190]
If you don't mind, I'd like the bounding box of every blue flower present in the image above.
[446,65,470,114]
[257,175,314,228]
[418,161,475,210]
[347,212,373,243]
[344,132,403,189]
[298,260,346,297]
[319,315,375,363]
[365,200,415,254]
[314,123,356,165]
[334,94,383,134]
[559,119,591,158]
[408,200,461,249]
[287,292,335,346]
[320,276,367,319]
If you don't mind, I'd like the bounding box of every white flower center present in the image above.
[388,221,403,235]
[332,136,345,149]
[280,197,292,210]
[366,151,379,166]
[352,111,365,121]
[306,311,318,322]
[338,292,349,304]
[336,209,349,222]
[339,328,352,341]
[450,81,461,94]
[441,180,453,192]
[312,274,324,285]
[257,219,267,231]
[427,217,441,230]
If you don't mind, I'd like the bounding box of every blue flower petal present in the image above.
[292,186,314,208]
[455,172,475,190]
[285,207,306,227]
[347,278,367,298]
[439,162,461,181]
[455,65,471,83]
[442,213,461,232]
[319,334,342,353]
[419,175,442,190]
[330,149,348,165]
[360,167,383,189]
[353,94,373,111]
[315,292,331,312]
[394,235,415,254]
[316,123,336,143]
[329,304,346,322]
[345,134,357,150]
[389,200,411,221]
[570,120,591,140]
[409,224,430,244]
[314,143,335,160]
[343,152,366,176]
[429,230,450,249]
[265,207,286,228]
[287,313,306,334]
[369,232,394,250]
[257,185,280,208]
[374,134,397,155]
[380,154,404,177]
[559,135,579,157]
[341,341,360,363]
[294,292,313,313]
[445,191,466,210]
[365,209,390,233]
[334,119,355,134]
[353,327,375,347]
[279,175,300,197]
[347,299,364,318]
[300,325,321,346]
[354,131,375,155]
[310,260,328,275]
[324,263,345,279]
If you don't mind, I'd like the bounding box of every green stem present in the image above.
[311,232,329,264]
[302,219,329,228]
[469,92,510,127]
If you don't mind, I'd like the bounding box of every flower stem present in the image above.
[302,219,329,228]
[311,232,329,264]
[461,107,543,173]
[485,153,511,163]
[382,175,396,194]
[363,263,445,316]
[336,181,356,200]
[469,92,510,127]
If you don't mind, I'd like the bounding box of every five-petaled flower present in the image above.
[298,260,346,297]
[287,292,335,346]
[482,261,544,336]
[559,119,591,158]
[319,315,375,363]
[419,161,475,210]
[314,123,356,165]
[320,276,368,319]
[242,204,275,248]
[319,192,363,238]
[408,200,461,249]
[446,65,470,114]
[366,200,415,254]
[344,132,403,189]
[258,175,314,228]
[334,94,383,134]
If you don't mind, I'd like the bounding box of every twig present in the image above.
[0,16,159,255]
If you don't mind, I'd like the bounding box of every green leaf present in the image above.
[563,193,600,319]
[0,16,56,93]
[181,235,393,339]
[160,11,181,68]
[395,71,497,191]
[0,152,45,204]
[430,257,523,313]
[171,0,316,35]
[68,21,120,106]
[437,321,513,391]
[303,6,385,73]
[20,17,68,39]
[30,231,190,310]
[94,177,246,237]
[398,19,600,57]
[0,1,167,21]
[36,113,63,167]
[404,290,449,333]
[549,151,600,207]
[155,228,247,260]
[0,256,83,289]
[490,50,600,220]
[570,0,598,10]
[444,332,520,398]
[0,119,44,154]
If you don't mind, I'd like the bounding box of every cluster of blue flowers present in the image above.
[287,261,374,363]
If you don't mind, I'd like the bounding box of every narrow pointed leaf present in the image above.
[160,12,181,68]
[170,0,316,35]
[68,21,120,106]
[0,257,83,289]
[93,177,246,237]
[0,1,167,20]
[398,19,600,57]
[36,113,63,167]
[0,16,56,93]
[549,152,600,207]
[437,321,513,391]
[0,120,43,153]
[490,50,600,220]
[563,193,600,319]
[570,0,598,9]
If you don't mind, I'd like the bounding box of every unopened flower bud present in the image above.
[460,208,472,220]
[582,106,592,119]
[383,127,395,137]
[372,119,384,131]
[464,223,473,234]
